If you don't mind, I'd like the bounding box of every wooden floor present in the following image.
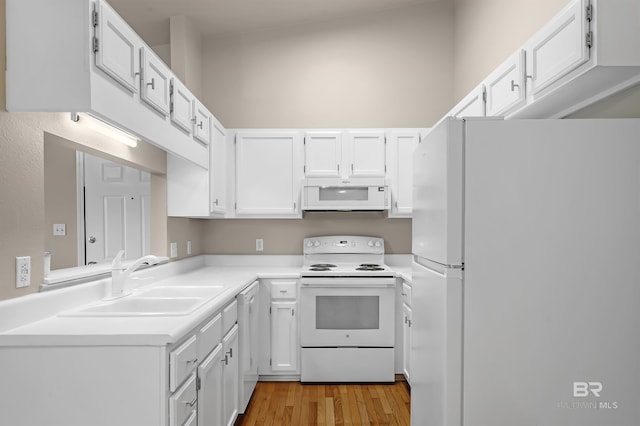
[235,381,410,426]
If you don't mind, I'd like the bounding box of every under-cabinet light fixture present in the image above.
[70,112,139,148]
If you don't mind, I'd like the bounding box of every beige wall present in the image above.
[202,1,454,128]
[171,16,204,98]
[43,137,78,270]
[203,215,411,255]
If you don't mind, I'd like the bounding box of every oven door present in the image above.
[300,278,395,347]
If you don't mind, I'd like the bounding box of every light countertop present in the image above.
[0,255,412,347]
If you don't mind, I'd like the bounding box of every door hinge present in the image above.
[586,4,593,22]
[92,36,99,53]
[303,165,306,173]
[170,101,174,113]
[196,376,201,391]
[292,308,295,316]
[234,134,237,144]
[482,87,487,103]
[586,31,593,49]
[270,358,272,366]
[269,306,272,315]
[92,10,99,27]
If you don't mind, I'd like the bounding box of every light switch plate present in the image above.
[170,242,178,258]
[256,239,264,252]
[187,240,192,255]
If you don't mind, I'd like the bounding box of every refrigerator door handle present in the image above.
[413,255,463,278]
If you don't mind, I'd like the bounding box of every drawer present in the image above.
[222,300,238,335]
[271,281,297,299]
[402,282,412,306]
[169,372,197,426]
[198,313,222,361]
[169,335,198,392]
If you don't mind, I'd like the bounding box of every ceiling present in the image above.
[107,0,442,46]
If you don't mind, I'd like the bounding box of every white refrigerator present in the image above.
[411,117,640,426]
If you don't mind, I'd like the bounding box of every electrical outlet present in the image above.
[53,223,66,236]
[256,239,264,252]
[187,240,192,255]
[170,242,178,258]
[16,256,31,288]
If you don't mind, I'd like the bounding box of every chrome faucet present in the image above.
[106,250,161,300]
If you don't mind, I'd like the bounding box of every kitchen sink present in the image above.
[135,285,225,299]
[59,297,208,317]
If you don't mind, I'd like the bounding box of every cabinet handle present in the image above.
[408,319,412,327]
[213,198,219,206]
[226,348,233,358]
[404,315,408,324]
[186,358,198,364]
[351,163,354,173]
[185,397,197,407]
[337,164,340,173]
[222,354,228,365]
[510,79,519,92]
[147,77,155,90]
[197,121,203,129]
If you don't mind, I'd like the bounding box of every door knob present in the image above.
[88,236,96,244]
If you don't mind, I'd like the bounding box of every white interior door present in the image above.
[83,153,150,265]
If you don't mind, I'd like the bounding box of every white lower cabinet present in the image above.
[400,281,412,384]
[222,324,240,426]
[259,279,300,378]
[198,344,224,426]
[0,298,240,426]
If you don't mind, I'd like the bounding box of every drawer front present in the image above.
[223,300,238,335]
[402,282,412,306]
[169,335,198,392]
[169,372,197,426]
[271,281,297,299]
[198,313,222,361]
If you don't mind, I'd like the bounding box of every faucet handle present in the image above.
[112,250,126,270]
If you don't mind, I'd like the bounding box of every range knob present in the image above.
[375,241,382,248]
[313,240,321,247]
[368,240,374,247]
[306,241,313,248]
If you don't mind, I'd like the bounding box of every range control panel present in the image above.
[303,236,384,255]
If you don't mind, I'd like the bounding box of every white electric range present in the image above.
[299,236,396,383]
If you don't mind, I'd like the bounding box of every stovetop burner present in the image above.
[359,263,380,267]
[309,267,332,271]
[309,264,337,268]
[356,266,385,271]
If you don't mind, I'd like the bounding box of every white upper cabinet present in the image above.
[485,50,526,117]
[94,0,140,94]
[210,120,228,215]
[5,0,211,169]
[193,99,213,145]
[448,84,486,119]
[526,0,590,96]
[446,0,640,120]
[346,132,386,178]
[140,46,171,116]
[304,132,342,178]
[235,132,303,217]
[170,78,194,134]
[387,131,421,218]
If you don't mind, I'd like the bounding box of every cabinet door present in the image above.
[271,301,298,372]
[170,78,194,134]
[210,120,227,214]
[222,325,239,426]
[485,50,526,117]
[402,303,412,384]
[526,0,590,95]
[388,132,419,217]
[235,133,302,217]
[193,99,212,145]
[347,132,386,178]
[140,47,171,116]
[94,0,140,93]
[304,132,342,177]
[450,84,485,118]
[198,344,224,426]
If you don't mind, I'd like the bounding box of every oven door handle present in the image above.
[300,281,396,288]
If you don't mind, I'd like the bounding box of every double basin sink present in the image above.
[60,284,226,317]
